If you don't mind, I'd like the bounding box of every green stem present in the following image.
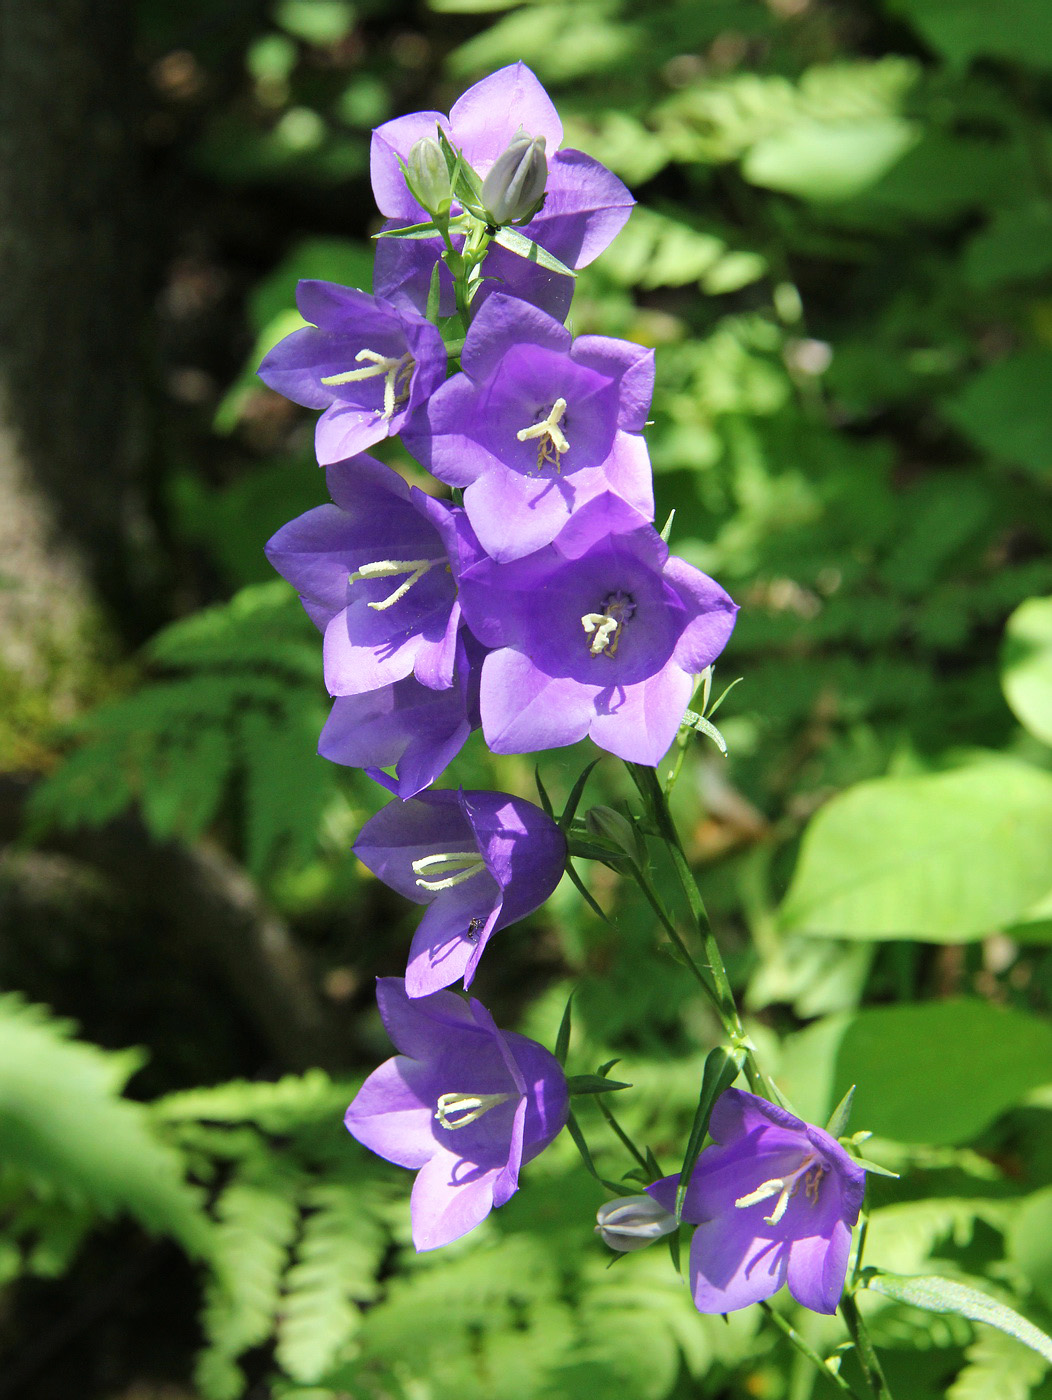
[759,1302,862,1400]
[594,1094,650,1174]
[840,1294,894,1400]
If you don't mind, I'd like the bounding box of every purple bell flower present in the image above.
[457,493,738,766]
[257,280,447,466]
[370,63,633,320]
[319,633,484,800]
[345,978,569,1251]
[646,1089,867,1316]
[354,788,566,998]
[265,454,481,696]
[404,293,655,562]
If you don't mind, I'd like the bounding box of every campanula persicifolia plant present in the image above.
[255,59,1029,1400]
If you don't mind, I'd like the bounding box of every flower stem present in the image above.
[840,1293,895,1400]
[759,1303,863,1399]
[594,1093,650,1174]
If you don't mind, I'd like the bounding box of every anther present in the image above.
[517,397,569,472]
[412,851,487,892]
[580,591,635,658]
[434,1091,514,1130]
[321,349,415,419]
[349,557,446,611]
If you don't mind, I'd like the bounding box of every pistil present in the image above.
[734,1155,826,1225]
[321,349,415,419]
[349,557,447,611]
[580,591,636,658]
[434,1091,514,1130]
[412,851,487,892]
[517,397,569,472]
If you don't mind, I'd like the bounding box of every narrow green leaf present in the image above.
[373,219,443,240]
[675,1046,746,1220]
[564,858,610,922]
[492,226,577,278]
[554,993,573,1067]
[534,764,555,820]
[826,1084,856,1139]
[559,758,602,830]
[425,261,442,324]
[706,675,743,719]
[681,711,729,756]
[565,1111,624,1193]
[865,1272,1052,1366]
[567,1075,633,1096]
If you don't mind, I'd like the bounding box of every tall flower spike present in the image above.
[345,979,568,1251]
[353,788,566,997]
[646,1089,867,1315]
[404,293,656,563]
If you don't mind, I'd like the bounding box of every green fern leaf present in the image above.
[155,1070,354,1136]
[239,704,334,877]
[948,1328,1049,1400]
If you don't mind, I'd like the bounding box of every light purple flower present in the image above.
[265,454,479,696]
[319,633,483,800]
[354,788,566,997]
[457,493,738,766]
[647,1090,867,1316]
[345,978,569,1250]
[370,63,633,320]
[404,293,654,562]
[257,280,447,466]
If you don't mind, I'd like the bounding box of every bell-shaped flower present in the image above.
[265,455,481,696]
[457,493,738,766]
[353,788,566,997]
[370,62,633,320]
[646,1089,867,1316]
[257,280,447,466]
[404,293,654,562]
[318,633,484,800]
[345,978,569,1250]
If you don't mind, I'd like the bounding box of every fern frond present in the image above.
[948,1328,1049,1400]
[154,1069,354,1135]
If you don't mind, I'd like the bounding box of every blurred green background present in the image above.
[3,0,1052,1397]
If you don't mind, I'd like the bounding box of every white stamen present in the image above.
[734,1156,825,1225]
[321,349,414,419]
[434,1091,514,1130]
[581,612,620,656]
[412,851,486,892]
[517,397,569,471]
[349,557,446,611]
[580,591,636,658]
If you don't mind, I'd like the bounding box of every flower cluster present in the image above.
[254,63,874,1321]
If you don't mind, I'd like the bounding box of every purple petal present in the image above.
[258,327,340,409]
[687,1216,788,1314]
[375,977,478,1060]
[344,1056,438,1168]
[354,791,476,903]
[787,1217,851,1315]
[503,1029,570,1160]
[596,433,655,521]
[491,1097,527,1208]
[404,885,502,999]
[448,63,563,170]
[373,229,458,318]
[296,279,375,330]
[370,111,449,221]
[572,337,655,430]
[551,492,658,564]
[587,664,693,766]
[322,606,419,695]
[410,1150,502,1251]
[520,148,634,268]
[460,292,571,383]
[265,503,365,613]
[480,649,596,754]
[463,467,577,563]
[664,556,739,673]
[315,400,389,465]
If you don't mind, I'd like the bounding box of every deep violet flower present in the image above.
[257,280,446,466]
[345,978,569,1250]
[318,633,484,800]
[457,493,738,766]
[265,454,480,696]
[370,63,633,320]
[354,788,566,998]
[646,1090,867,1316]
[404,293,655,562]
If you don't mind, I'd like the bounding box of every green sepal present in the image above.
[374,219,448,240]
[534,764,555,821]
[491,226,577,278]
[848,1154,901,1179]
[675,1045,746,1220]
[554,992,573,1067]
[559,758,602,831]
[825,1084,856,1139]
[567,1074,633,1096]
[706,674,743,719]
[425,261,443,325]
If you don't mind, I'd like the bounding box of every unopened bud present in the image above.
[585,805,642,864]
[596,1195,678,1252]
[481,131,547,226]
[406,136,452,217]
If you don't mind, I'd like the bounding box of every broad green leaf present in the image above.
[866,1273,1052,1367]
[963,205,1052,290]
[1007,1187,1052,1315]
[944,350,1052,477]
[743,118,918,201]
[887,0,1052,70]
[823,999,1052,1143]
[1002,597,1052,747]
[780,760,1052,942]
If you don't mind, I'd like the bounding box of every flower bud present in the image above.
[596,1195,678,1252]
[585,805,642,864]
[481,131,547,226]
[406,136,452,217]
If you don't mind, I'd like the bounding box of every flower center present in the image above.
[321,349,415,419]
[517,397,569,472]
[434,1091,514,1130]
[581,591,636,658]
[733,1154,827,1226]
[348,557,447,611]
[411,851,486,892]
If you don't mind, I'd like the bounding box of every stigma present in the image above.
[517,397,569,472]
[412,851,487,892]
[321,349,414,419]
[581,591,636,658]
[733,1154,827,1225]
[348,557,447,611]
[434,1091,514,1130]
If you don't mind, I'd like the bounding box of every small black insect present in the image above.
[467,917,483,943]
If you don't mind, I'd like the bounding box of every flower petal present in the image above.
[344,1056,437,1169]
[410,1150,502,1251]
[449,62,563,171]
[688,1216,788,1314]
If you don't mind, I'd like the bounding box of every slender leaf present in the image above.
[865,1272,1052,1366]
[492,225,577,277]
[675,1046,746,1220]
